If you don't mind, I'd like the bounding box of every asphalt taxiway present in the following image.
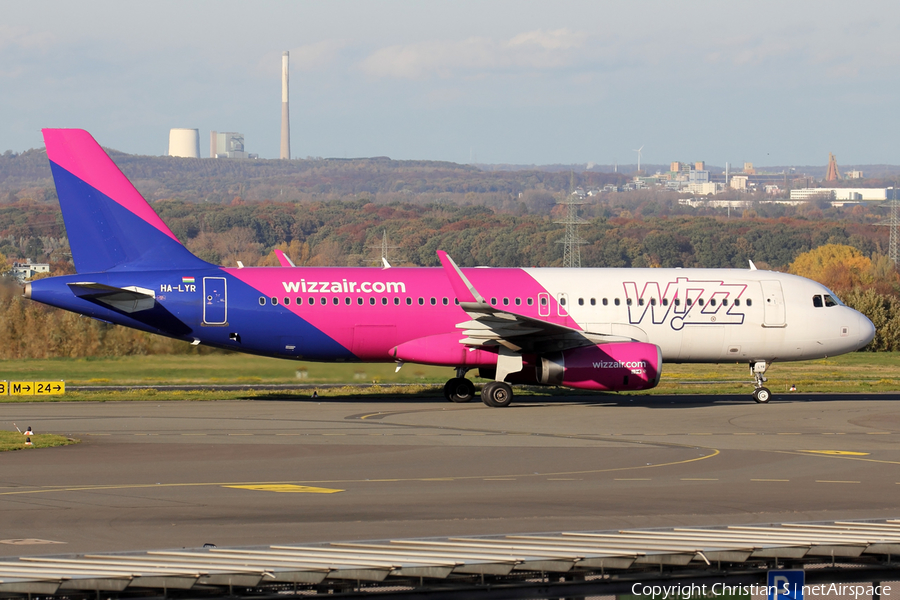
[1,393,899,557]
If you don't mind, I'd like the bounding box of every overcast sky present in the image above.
[3,0,900,167]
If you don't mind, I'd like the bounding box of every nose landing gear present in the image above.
[751,361,772,404]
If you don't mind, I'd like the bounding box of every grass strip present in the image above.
[0,430,78,452]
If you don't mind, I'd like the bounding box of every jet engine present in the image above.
[537,342,662,391]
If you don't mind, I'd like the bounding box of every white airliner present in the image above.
[27,129,877,407]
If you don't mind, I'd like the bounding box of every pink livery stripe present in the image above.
[42,129,180,242]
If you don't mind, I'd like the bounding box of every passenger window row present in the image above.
[258,295,754,308]
[576,297,751,307]
[259,296,464,307]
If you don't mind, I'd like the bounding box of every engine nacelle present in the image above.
[538,342,662,391]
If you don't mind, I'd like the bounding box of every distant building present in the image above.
[730,175,749,190]
[10,260,50,283]
[742,162,756,175]
[210,131,258,159]
[847,170,864,179]
[686,182,719,195]
[790,188,891,201]
[688,170,709,184]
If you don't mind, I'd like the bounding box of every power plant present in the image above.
[280,51,290,160]
[167,128,200,158]
[170,52,289,160]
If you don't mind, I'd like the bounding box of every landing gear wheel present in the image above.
[481,381,513,408]
[753,387,772,404]
[444,378,475,403]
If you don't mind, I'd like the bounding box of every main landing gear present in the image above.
[751,361,772,404]
[481,381,513,408]
[442,367,515,407]
[443,368,476,403]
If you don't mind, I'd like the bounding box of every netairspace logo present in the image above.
[628,582,891,599]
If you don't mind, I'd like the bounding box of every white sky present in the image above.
[3,0,900,166]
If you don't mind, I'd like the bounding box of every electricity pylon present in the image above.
[555,194,588,268]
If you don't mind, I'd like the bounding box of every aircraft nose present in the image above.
[857,311,875,348]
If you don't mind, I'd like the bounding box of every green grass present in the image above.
[0,430,77,451]
[0,353,898,402]
[0,354,451,386]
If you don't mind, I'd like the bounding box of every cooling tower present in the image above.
[168,128,200,158]
[280,51,290,160]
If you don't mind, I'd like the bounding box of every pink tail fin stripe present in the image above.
[42,129,180,242]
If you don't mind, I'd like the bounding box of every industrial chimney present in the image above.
[280,51,290,160]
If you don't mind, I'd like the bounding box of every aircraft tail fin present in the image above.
[42,129,210,273]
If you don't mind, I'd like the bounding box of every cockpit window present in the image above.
[813,295,823,308]
[824,294,837,307]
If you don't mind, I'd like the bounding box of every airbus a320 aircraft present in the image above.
[26,130,876,407]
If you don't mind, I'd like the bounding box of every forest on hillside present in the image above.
[0,196,891,272]
[2,148,900,358]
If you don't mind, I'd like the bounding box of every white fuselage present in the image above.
[523,268,874,363]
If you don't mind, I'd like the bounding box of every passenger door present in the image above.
[760,280,786,327]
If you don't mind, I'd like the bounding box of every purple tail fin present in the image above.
[43,129,209,273]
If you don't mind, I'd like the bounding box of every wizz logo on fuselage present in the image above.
[623,277,748,330]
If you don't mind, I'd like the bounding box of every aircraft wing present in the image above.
[68,282,157,313]
[437,251,637,354]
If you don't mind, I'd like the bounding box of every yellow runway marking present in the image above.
[867,432,891,435]
[752,479,790,482]
[771,449,900,466]
[0,449,721,497]
[224,484,343,494]
[800,450,870,456]
[815,480,860,484]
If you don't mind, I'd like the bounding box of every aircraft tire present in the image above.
[753,387,772,404]
[481,381,513,408]
[444,378,475,403]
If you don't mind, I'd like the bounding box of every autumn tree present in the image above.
[788,244,875,293]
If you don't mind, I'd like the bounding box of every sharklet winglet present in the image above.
[436,250,487,305]
[273,249,296,267]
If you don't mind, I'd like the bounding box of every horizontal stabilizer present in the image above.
[68,282,156,313]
